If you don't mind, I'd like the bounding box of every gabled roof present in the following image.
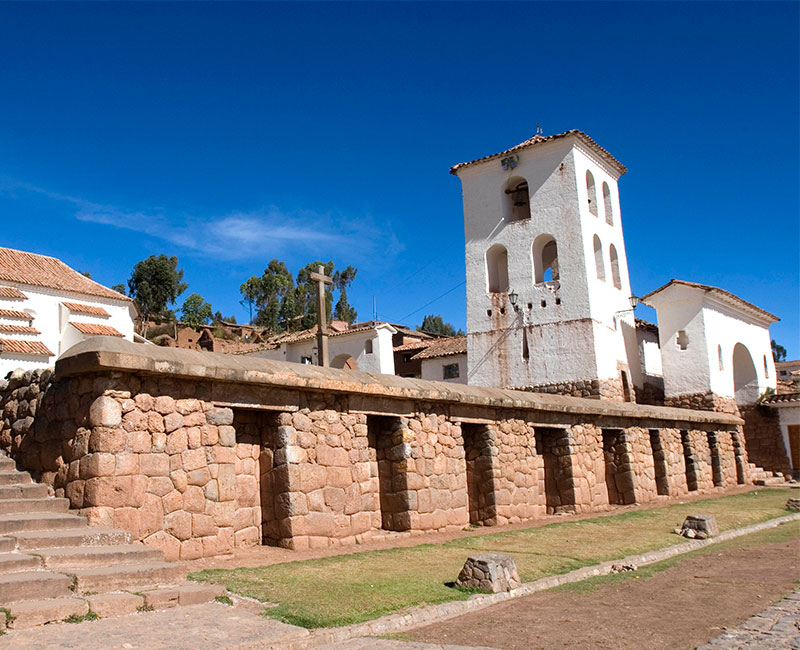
[0,247,131,303]
[411,336,467,360]
[70,322,125,337]
[450,129,627,176]
[642,279,779,323]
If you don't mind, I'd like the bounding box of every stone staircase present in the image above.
[0,453,224,631]
[748,462,789,486]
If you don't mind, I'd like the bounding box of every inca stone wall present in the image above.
[738,405,791,476]
[0,339,755,559]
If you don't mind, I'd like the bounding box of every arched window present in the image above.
[718,345,724,371]
[733,343,759,404]
[603,182,613,225]
[586,170,598,217]
[532,234,559,284]
[365,339,373,354]
[593,235,605,281]
[486,244,509,293]
[609,244,621,289]
[504,176,530,222]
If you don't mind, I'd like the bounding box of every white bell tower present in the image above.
[451,130,640,400]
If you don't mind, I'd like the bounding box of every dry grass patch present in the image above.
[189,488,795,628]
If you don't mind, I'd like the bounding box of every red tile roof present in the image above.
[62,302,111,318]
[450,130,627,176]
[411,336,467,360]
[0,286,27,300]
[642,279,779,323]
[0,324,40,335]
[0,338,53,356]
[70,322,125,337]
[0,247,131,302]
[0,309,32,321]
[394,340,434,352]
[761,392,800,405]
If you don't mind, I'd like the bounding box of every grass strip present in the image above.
[189,488,795,628]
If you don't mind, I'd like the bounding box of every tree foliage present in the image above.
[333,265,358,324]
[772,339,787,363]
[128,255,188,325]
[417,314,464,337]
[111,283,127,296]
[179,293,213,329]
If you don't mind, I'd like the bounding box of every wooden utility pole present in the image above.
[310,265,333,367]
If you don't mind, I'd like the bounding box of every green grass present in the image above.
[189,488,796,629]
[63,610,99,624]
[214,595,234,606]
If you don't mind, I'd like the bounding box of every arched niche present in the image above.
[532,234,559,284]
[486,244,509,293]
[732,342,759,405]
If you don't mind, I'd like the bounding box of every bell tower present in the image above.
[451,130,640,400]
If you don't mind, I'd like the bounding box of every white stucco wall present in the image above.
[771,405,800,472]
[0,282,135,377]
[249,325,397,375]
[457,133,639,389]
[420,354,468,384]
[648,284,776,402]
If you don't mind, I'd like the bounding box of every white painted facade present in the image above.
[249,324,397,375]
[454,132,638,393]
[0,282,135,377]
[420,354,468,384]
[644,282,777,405]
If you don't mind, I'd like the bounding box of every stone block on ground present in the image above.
[455,552,521,593]
[786,498,800,512]
[87,592,144,618]
[679,513,719,539]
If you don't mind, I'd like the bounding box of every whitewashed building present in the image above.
[451,130,640,400]
[413,336,468,384]
[642,279,778,409]
[0,247,136,376]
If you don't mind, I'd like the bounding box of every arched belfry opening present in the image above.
[603,182,613,225]
[532,234,559,284]
[486,244,509,293]
[732,343,759,405]
[504,176,530,222]
[609,244,621,289]
[586,170,598,216]
[593,235,605,281]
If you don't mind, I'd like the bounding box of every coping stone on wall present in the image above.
[56,338,742,428]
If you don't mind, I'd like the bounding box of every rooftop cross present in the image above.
[309,265,333,367]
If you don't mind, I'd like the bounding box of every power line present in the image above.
[391,280,466,324]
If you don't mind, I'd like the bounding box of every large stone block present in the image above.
[89,396,122,428]
[456,553,521,593]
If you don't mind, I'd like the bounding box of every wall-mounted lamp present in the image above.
[508,290,519,312]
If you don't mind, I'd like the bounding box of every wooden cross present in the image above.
[310,265,333,367]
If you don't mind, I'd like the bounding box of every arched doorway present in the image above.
[330,354,358,370]
[732,343,759,405]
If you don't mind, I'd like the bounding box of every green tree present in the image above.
[252,261,295,332]
[111,283,127,296]
[179,293,213,329]
[127,255,188,328]
[239,276,262,325]
[295,261,335,330]
[212,311,237,324]
[333,265,358,323]
[772,339,787,363]
[417,314,464,337]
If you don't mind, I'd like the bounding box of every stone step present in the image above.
[0,536,15,552]
[0,512,87,535]
[0,483,49,499]
[37,544,164,569]
[70,562,186,595]
[0,570,73,604]
[0,457,15,471]
[13,527,133,550]
[0,471,32,486]
[6,597,90,630]
[754,476,785,486]
[140,582,226,609]
[0,551,41,573]
[0,497,70,515]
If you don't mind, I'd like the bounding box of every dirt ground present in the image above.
[404,534,800,650]
[184,485,768,572]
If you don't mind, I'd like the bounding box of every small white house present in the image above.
[412,336,468,384]
[248,322,398,374]
[762,392,800,479]
[0,247,136,377]
[642,279,778,406]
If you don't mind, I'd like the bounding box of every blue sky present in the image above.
[1,2,797,356]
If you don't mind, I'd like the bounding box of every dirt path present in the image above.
[404,535,800,650]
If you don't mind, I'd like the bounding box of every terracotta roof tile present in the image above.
[0,286,27,300]
[394,340,434,352]
[762,392,800,405]
[0,324,40,335]
[0,338,53,356]
[0,247,131,302]
[0,309,32,321]
[642,279,779,323]
[450,130,627,176]
[411,336,467,360]
[70,322,125,337]
[62,302,111,318]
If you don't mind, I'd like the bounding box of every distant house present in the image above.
[412,336,468,384]
[0,247,136,376]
